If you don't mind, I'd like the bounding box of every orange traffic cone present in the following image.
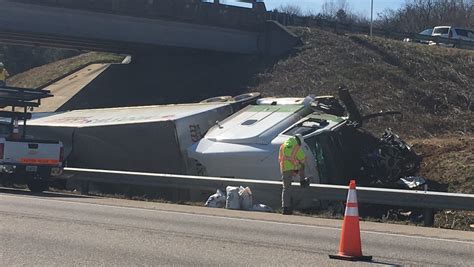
[329,180,372,261]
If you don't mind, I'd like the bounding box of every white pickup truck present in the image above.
[0,86,64,192]
[430,26,474,47]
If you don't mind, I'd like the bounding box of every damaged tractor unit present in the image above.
[188,87,421,190]
[24,87,422,208]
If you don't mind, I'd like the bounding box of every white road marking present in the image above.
[2,192,473,245]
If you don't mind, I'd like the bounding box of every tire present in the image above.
[27,178,49,193]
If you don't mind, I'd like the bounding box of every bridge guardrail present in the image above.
[11,0,267,31]
[62,167,474,212]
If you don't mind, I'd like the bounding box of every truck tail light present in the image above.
[59,146,64,162]
[0,143,4,159]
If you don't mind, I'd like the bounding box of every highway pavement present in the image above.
[1,188,473,266]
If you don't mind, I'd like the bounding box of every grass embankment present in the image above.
[7,52,123,88]
[248,27,473,139]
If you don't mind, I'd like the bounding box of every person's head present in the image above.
[286,136,297,147]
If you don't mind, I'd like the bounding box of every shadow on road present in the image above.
[368,260,402,266]
[0,187,93,199]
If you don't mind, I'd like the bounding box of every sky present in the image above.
[225,0,406,18]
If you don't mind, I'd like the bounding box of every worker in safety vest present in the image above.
[279,134,305,215]
[0,62,9,87]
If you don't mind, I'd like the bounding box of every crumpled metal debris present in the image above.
[398,176,427,189]
[205,189,226,208]
[361,129,422,185]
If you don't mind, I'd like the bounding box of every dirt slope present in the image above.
[7,52,123,89]
[412,136,473,193]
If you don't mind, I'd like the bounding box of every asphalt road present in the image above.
[1,188,473,266]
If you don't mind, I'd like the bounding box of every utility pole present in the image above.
[370,0,374,36]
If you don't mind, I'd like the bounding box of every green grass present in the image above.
[7,52,124,88]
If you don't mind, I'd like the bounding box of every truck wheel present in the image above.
[27,179,49,193]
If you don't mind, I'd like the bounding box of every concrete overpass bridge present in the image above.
[0,0,299,55]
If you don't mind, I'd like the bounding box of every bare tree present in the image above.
[320,0,366,23]
[321,0,351,17]
[377,0,474,32]
[276,4,303,16]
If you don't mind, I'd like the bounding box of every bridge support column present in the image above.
[261,21,302,56]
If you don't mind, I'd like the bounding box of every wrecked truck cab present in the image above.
[187,104,314,180]
[187,90,421,188]
[186,100,354,185]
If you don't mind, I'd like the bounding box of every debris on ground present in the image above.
[204,189,226,208]
[238,187,253,210]
[225,186,241,210]
[398,176,427,189]
[205,186,271,212]
[359,129,422,186]
[251,204,273,212]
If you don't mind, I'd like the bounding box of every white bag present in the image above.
[238,187,253,210]
[205,189,226,208]
[251,204,273,213]
[225,186,241,210]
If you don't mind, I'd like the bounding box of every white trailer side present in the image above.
[27,103,234,174]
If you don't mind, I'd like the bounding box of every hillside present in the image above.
[7,52,123,89]
[0,45,79,75]
[247,27,473,139]
[246,27,473,199]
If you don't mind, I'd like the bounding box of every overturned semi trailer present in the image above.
[26,103,235,174]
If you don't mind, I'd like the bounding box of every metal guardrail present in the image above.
[62,167,474,211]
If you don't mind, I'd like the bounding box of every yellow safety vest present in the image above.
[279,138,305,172]
[0,69,7,81]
